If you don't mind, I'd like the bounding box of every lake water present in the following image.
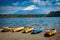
[0,17,60,31]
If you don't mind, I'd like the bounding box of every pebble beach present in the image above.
[0,29,60,40]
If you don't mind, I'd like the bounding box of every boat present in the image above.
[24,27,34,33]
[32,27,44,34]
[45,29,56,36]
[12,27,24,32]
[2,27,11,32]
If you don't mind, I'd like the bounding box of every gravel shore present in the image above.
[0,29,60,40]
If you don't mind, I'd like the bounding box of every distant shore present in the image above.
[0,14,47,18]
[0,11,60,18]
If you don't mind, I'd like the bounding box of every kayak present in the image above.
[12,27,24,32]
[2,27,11,32]
[46,29,56,36]
[24,27,34,33]
[32,27,44,34]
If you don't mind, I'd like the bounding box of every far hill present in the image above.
[47,11,60,17]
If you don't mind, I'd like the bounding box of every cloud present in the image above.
[23,5,38,10]
[31,0,52,6]
[12,2,19,6]
[31,0,60,6]
[55,0,60,2]
[55,2,60,5]
[54,6,60,11]
[55,1,60,11]
[0,6,25,14]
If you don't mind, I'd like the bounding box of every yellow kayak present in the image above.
[12,27,24,32]
[2,27,11,32]
[46,29,56,36]
[24,27,34,33]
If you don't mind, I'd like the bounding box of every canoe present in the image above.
[2,27,11,32]
[46,29,56,36]
[12,27,24,32]
[32,27,44,34]
[24,27,34,33]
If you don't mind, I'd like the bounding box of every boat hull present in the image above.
[13,27,24,32]
[32,27,44,34]
[46,29,56,36]
[24,27,34,33]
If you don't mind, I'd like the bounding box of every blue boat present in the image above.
[32,27,44,34]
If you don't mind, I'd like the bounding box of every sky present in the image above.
[0,0,60,14]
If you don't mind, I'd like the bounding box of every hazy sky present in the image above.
[0,0,60,14]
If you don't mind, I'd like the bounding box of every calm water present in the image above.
[0,17,60,31]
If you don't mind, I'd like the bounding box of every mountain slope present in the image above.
[15,9,47,14]
[47,11,60,17]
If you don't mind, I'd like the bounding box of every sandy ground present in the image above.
[0,29,60,40]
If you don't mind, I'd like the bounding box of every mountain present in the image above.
[14,9,47,14]
[47,11,60,17]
